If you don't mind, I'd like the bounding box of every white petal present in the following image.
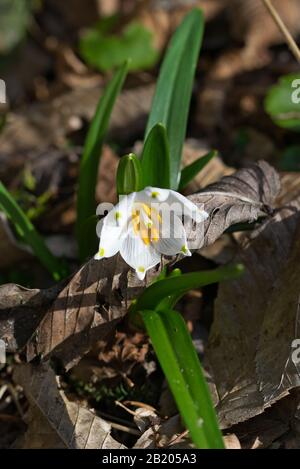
[101,192,135,230]
[140,187,170,202]
[167,190,208,222]
[95,193,136,260]
[94,226,125,260]
[120,227,161,279]
[155,215,191,256]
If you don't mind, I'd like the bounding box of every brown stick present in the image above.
[262,0,300,63]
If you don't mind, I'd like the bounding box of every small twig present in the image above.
[123,400,157,412]
[105,420,140,436]
[262,0,300,63]
[115,400,137,416]
[168,429,189,447]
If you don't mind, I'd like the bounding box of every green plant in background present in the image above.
[280,145,300,171]
[265,73,300,131]
[265,73,300,171]
[0,182,67,280]
[0,0,37,57]
[79,17,158,72]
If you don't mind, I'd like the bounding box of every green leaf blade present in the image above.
[145,9,205,189]
[179,150,216,190]
[142,308,224,448]
[133,264,244,313]
[76,62,128,261]
[141,123,171,188]
[0,182,67,281]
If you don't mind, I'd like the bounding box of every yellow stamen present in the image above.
[181,245,188,254]
[99,247,105,257]
[131,203,161,245]
[150,226,159,243]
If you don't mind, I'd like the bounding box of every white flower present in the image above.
[94,187,208,280]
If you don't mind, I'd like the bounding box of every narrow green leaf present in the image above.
[179,150,216,190]
[145,9,205,189]
[0,182,67,281]
[76,62,128,260]
[141,123,170,188]
[116,153,143,195]
[142,308,224,448]
[132,264,244,314]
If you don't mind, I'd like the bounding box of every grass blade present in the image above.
[132,264,244,313]
[0,182,66,281]
[141,123,170,188]
[142,308,224,448]
[179,150,216,190]
[145,9,205,189]
[76,62,128,260]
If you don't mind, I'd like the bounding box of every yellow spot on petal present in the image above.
[181,245,188,254]
[151,191,159,198]
[114,211,121,221]
[99,247,105,257]
[138,266,145,273]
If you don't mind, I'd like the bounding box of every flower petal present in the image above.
[140,187,170,202]
[120,227,161,279]
[94,225,125,260]
[100,192,135,229]
[95,193,136,260]
[167,190,208,222]
[155,215,191,256]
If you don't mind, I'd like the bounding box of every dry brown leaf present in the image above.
[13,362,126,449]
[207,187,300,428]
[133,414,192,449]
[17,405,66,449]
[223,433,241,449]
[0,283,61,353]
[189,160,280,249]
[0,162,280,370]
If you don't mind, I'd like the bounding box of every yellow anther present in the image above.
[131,203,161,245]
